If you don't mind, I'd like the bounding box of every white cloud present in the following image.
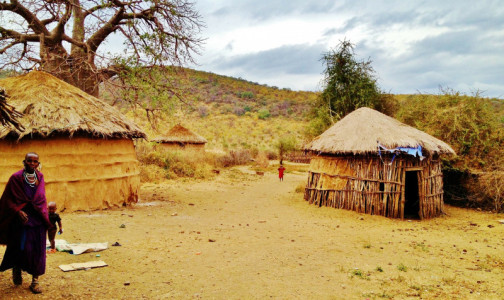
[191,0,504,98]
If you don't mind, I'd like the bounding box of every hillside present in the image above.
[101,68,504,159]
[102,68,319,153]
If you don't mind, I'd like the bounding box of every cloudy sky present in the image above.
[190,0,504,98]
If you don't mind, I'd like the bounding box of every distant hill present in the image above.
[102,68,319,153]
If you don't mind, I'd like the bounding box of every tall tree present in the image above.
[0,0,203,96]
[316,39,382,126]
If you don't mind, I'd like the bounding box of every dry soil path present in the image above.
[1,167,504,299]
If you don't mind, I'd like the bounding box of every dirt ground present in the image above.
[1,165,504,299]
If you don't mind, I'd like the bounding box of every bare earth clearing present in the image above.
[1,166,504,299]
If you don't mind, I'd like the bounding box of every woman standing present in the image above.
[0,152,50,294]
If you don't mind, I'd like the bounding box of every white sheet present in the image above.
[47,239,108,255]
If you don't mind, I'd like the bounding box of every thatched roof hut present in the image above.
[151,124,207,151]
[0,71,146,211]
[304,107,455,219]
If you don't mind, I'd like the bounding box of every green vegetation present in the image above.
[350,269,370,280]
[258,108,271,120]
[274,134,298,164]
[412,241,429,252]
[311,39,383,136]
[397,263,408,272]
[396,90,504,211]
[396,90,503,171]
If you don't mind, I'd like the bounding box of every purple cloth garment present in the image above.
[0,170,49,276]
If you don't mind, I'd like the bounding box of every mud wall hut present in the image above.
[304,107,455,219]
[151,124,207,152]
[0,71,146,212]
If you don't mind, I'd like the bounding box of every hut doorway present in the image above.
[404,171,420,219]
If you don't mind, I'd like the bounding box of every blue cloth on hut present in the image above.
[377,143,425,164]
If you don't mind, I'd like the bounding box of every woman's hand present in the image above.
[18,210,28,224]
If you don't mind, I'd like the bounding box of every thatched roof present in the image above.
[0,71,146,140]
[304,107,455,156]
[0,87,24,132]
[152,124,207,144]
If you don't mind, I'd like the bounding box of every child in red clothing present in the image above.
[278,165,286,181]
[47,202,62,253]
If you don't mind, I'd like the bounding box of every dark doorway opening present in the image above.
[404,171,420,219]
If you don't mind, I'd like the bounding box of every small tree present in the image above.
[275,135,297,164]
[313,39,382,135]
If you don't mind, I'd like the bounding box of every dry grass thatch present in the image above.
[151,124,207,144]
[304,107,456,156]
[0,87,24,132]
[0,71,146,140]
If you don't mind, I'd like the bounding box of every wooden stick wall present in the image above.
[304,155,444,219]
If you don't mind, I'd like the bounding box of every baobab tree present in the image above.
[0,0,204,96]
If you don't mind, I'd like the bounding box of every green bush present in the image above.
[396,91,503,171]
[258,109,271,120]
[238,91,254,99]
[396,91,504,209]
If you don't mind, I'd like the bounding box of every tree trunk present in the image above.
[40,44,100,97]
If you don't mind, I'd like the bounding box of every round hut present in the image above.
[0,71,146,211]
[151,124,207,152]
[304,107,456,219]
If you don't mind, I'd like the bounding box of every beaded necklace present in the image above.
[23,170,38,187]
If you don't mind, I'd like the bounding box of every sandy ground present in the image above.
[1,165,504,299]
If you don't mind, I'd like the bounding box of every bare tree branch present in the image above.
[0,0,204,98]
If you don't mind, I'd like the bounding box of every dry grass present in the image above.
[136,141,259,181]
[0,87,24,131]
[150,123,207,143]
[124,108,309,156]
[0,71,145,139]
[305,107,455,156]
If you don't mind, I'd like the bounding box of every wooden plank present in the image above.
[59,261,108,272]
[405,167,423,171]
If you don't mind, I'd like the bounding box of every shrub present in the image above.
[255,151,269,168]
[136,142,218,180]
[396,90,503,171]
[456,170,504,212]
[139,164,167,182]
[233,106,245,116]
[397,264,407,272]
[295,182,306,193]
[396,90,504,209]
[238,91,254,99]
[258,109,271,120]
[197,105,208,117]
[478,171,504,212]
[216,149,252,167]
[265,150,278,160]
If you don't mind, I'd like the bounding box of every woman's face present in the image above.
[24,154,40,172]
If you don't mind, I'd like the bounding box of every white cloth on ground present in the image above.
[46,239,108,255]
